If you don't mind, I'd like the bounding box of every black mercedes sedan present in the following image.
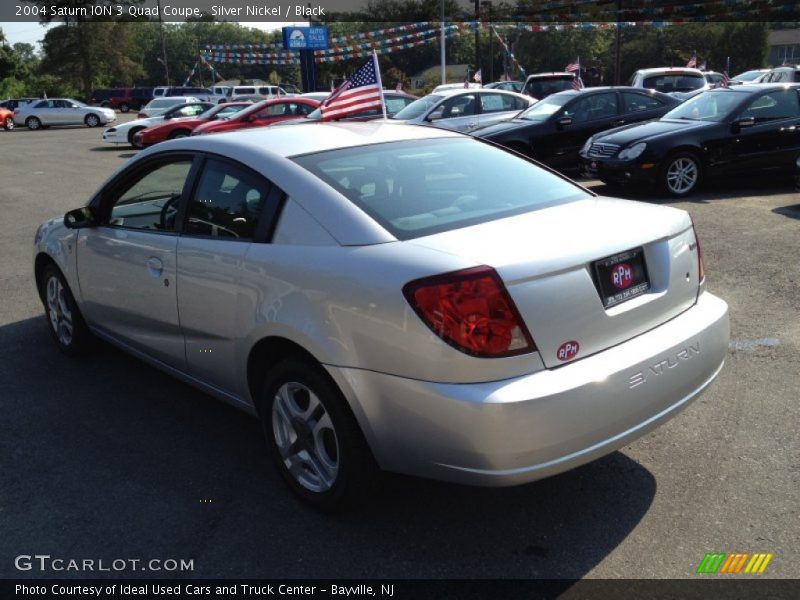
[580,83,800,196]
[471,87,680,170]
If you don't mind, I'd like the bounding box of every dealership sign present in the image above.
[282,26,329,50]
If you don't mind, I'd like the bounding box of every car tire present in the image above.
[661,151,702,197]
[128,127,145,148]
[168,129,191,140]
[85,114,101,127]
[40,264,93,357]
[3,117,13,130]
[26,116,42,131]
[259,358,377,510]
[119,103,130,113]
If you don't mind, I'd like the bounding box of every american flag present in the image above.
[565,57,580,73]
[321,53,384,121]
[686,50,697,68]
[572,75,584,90]
[719,57,731,88]
[473,69,482,83]
[698,60,707,71]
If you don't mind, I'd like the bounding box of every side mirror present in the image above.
[64,207,96,229]
[733,116,755,132]
[557,116,573,129]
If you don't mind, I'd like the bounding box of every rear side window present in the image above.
[622,92,664,112]
[293,138,589,240]
[740,90,800,122]
[479,93,524,113]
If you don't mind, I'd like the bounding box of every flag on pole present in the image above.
[473,69,482,83]
[565,56,580,73]
[686,50,697,68]
[698,60,707,71]
[395,80,402,92]
[719,57,731,88]
[320,52,384,121]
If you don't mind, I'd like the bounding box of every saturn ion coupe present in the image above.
[33,123,729,508]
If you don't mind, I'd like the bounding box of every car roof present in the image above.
[435,88,525,97]
[704,82,800,93]
[156,121,463,159]
[636,67,704,75]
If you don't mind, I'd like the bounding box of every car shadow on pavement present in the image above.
[585,175,797,205]
[772,204,800,220]
[0,316,656,581]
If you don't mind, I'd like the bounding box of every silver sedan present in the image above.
[15,98,116,130]
[33,123,729,508]
[391,88,534,132]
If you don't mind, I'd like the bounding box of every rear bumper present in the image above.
[329,292,729,486]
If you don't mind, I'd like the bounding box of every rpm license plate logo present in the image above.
[611,263,633,290]
[557,341,580,361]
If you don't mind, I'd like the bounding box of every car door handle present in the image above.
[146,257,163,277]
[611,120,625,127]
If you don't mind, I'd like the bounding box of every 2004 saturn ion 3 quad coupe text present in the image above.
[33,123,729,508]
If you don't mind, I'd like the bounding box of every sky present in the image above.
[1,21,306,48]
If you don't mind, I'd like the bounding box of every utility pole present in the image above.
[614,0,622,85]
[482,2,493,82]
[474,0,480,83]
[440,0,446,85]
[156,0,169,85]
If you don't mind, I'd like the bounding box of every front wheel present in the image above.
[40,264,93,356]
[119,103,130,113]
[85,113,101,127]
[26,116,42,130]
[661,152,702,197]
[3,117,13,130]
[259,358,376,510]
[128,127,144,148]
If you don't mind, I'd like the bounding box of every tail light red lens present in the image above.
[691,221,705,283]
[403,266,536,358]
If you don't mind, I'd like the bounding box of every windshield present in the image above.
[663,91,743,121]
[392,95,444,120]
[732,70,764,82]
[293,138,589,240]
[199,104,244,120]
[643,73,706,93]
[518,94,571,121]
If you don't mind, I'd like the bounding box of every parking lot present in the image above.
[0,116,798,580]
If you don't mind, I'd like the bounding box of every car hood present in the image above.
[471,118,541,138]
[595,118,714,146]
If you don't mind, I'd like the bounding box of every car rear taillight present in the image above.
[403,266,536,358]
[691,221,705,283]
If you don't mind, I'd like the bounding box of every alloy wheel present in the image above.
[4,117,13,130]
[271,382,340,493]
[86,114,100,127]
[46,275,73,346]
[665,156,699,195]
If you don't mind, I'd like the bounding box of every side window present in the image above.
[440,94,477,118]
[108,159,193,231]
[479,93,512,113]
[185,159,269,240]
[622,92,663,113]
[513,96,529,110]
[564,93,618,123]
[740,90,800,122]
[34,100,50,109]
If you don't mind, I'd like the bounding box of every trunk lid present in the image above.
[409,197,700,368]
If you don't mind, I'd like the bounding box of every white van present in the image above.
[232,85,289,98]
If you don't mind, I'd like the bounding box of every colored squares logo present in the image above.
[697,552,773,574]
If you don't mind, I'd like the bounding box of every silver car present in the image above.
[15,98,116,130]
[391,89,533,132]
[34,123,729,508]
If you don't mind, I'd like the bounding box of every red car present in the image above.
[134,102,252,148]
[191,97,321,136]
[0,107,14,130]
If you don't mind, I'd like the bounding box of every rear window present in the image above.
[643,73,705,93]
[524,77,573,99]
[292,138,589,240]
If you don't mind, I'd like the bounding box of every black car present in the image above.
[579,84,800,197]
[472,87,680,171]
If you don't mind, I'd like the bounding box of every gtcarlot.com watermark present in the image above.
[15,554,194,573]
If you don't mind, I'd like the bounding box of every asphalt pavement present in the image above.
[0,117,798,580]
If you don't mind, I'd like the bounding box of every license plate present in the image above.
[593,248,650,308]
